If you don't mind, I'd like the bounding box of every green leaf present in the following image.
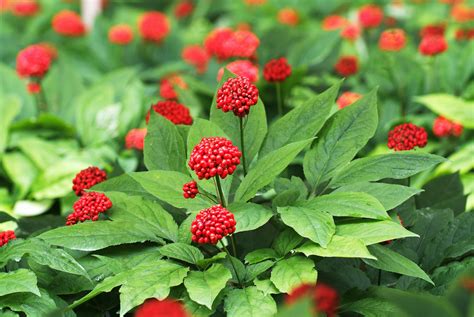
[260,82,340,157]
[159,243,204,265]
[91,173,156,201]
[0,64,35,119]
[107,192,179,242]
[417,173,466,215]
[288,31,340,67]
[0,269,40,297]
[336,220,419,245]
[245,249,278,264]
[130,171,211,211]
[303,89,378,190]
[277,206,335,247]
[270,256,317,293]
[144,112,187,173]
[235,139,312,202]
[184,264,231,309]
[210,70,267,164]
[302,192,389,220]
[0,289,58,317]
[230,202,273,233]
[0,95,20,158]
[254,279,279,296]
[334,182,422,210]
[341,297,403,317]
[196,252,227,269]
[296,235,376,259]
[416,94,474,128]
[272,228,304,257]
[330,153,446,188]
[364,245,433,284]
[2,152,38,200]
[224,287,277,317]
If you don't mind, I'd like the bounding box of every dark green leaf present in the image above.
[0,269,40,297]
[159,243,204,265]
[230,202,273,233]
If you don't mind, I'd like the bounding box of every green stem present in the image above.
[276,82,283,117]
[387,54,407,120]
[230,235,238,257]
[219,240,242,286]
[214,177,226,207]
[239,117,248,176]
[200,192,219,204]
[377,269,382,286]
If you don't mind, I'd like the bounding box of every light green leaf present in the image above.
[144,112,187,173]
[301,192,389,220]
[270,256,317,293]
[245,249,278,264]
[260,82,340,156]
[277,206,335,247]
[184,263,231,309]
[235,139,312,202]
[0,95,20,158]
[230,202,273,233]
[416,94,474,128]
[303,89,378,190]
[0,269,40,297]
[365,245,433,284]
[336,220,419,245]
[224,287,277,317]
[159,243,204,265]
[330,153,446,188]
[2,152,38,200]
[130,171,211,211]
[254,279,279,296]
[334,182,422,210]
[296,235,376,259]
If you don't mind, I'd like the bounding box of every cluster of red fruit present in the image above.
[204,27,260,61]
[16,44,52,94]
[125,128,147,151]
[0,230,16,247]
[387,123,428,151]
[191,205,237,245]
[433,116,463,138]
[216,76,259,117]
[146,100,193,125]
[135,299,190,317]
[182,181,199,199]
[72,166,107,196]
[285,283,340,317]
[263,57,292,82]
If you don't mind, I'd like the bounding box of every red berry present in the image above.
[138,11,170,43]
[336,92,362,109]
[191,205,236,245]
[125,128,147,150]
[52,10,86,37]
[16,45,51,78]
[216,76,259,117]
[204,27,259,61]
[146,100,193,125]
[341,23,361,42]
[135,299,190,317]
[0,230,16,247]
[174,1,194,19]
[322,15,348,31]
[66,192,112,226]
[182,181,199,199]
[285,283,339,317]
[334,56,358,77]
[277,7,299,26]
[433,116,463,138]
[159,75,187,100]
[263,58,292,82]
[358,4,384,29]
[108,24,134,45]
[420,24,445,38]
[72,166,107,196]
[182,45,210,74]
[11,0,39,17]
[188,137,241,180]
[217,60,259,83]
[419,35,448,56]
[27,82,41,94]
[387,123,428,151]
[379,28,407,51]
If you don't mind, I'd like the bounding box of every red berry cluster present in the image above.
[11,0,39,17]
[285,283,339,317]
[138,11,170,43]
[334,56,358,77]
[27,82,41,94]
[278,8,300,26]
[188,137,242,179]
[191,205,236,244]
[52,10,86,37]
[387,123,428,151]
[341,23,361,42]
[204,28,259,61]
[217,60,259,83]
[322,15,348,31]
[108,24,134,45]
[183,181,199,199]
[420,24,445,38]
[174,1,194,19]
[159,75,187,100]
[216,76,259,117]
[433,116,463,138]
[455,28,474,41]
[66,192,112,226]
[263,58,292,82]
[135,299,190,317]
[182,45,210,74]
[419,35,448,56]
[146,100,193,125]
[379,28,407,51]
[16,44,51,78]
[336,92,362,109]
[72,166,107,196]
[358,4,384,28]
[125,128,147,150]
[0,230,16,247]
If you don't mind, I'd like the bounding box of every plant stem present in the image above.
[276,82,283,117]
[387,54,407,120]
[200,192,219,204]
[239,117,248,176]
[230,235,238,257]
[214,176,226,207]
[35,81,48,114]
[219,240,242,286]
[377,269,382,286]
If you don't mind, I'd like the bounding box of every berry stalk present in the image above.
[276,82,283,117]
[214,176,227,207]
[239,117,248,176]
[219,240,242,287]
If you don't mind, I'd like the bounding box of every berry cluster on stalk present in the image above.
[191,205,236,244]
[66,192,112,226]
[0,230,16,247]
[263,58,292,82]
[72,166,107,196]
[216,76,259,117]
[146,100,193,125]
[182,181,199,199]
[387,123,428,151]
